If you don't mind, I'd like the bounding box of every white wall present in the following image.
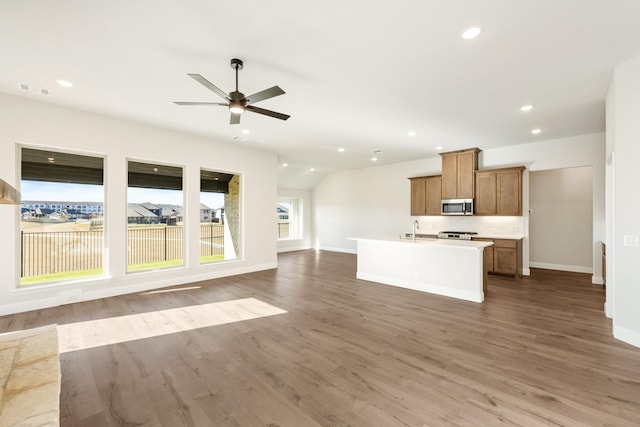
[0,93,278,315]
[277,188,313,252]
[605,76,616,318]
[608,55,640,348]
[313,133,605,283]
[313,156,441,253]
[529,167,593,273]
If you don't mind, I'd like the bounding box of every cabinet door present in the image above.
[426,176,442,215]
[410,178,427,216]
[496,170,522,215]
[494,247,517,275]
[457,151,476,199]
[493,239,518,275]
[475,172,497,215]
[441,155,458,199]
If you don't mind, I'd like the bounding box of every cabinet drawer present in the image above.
[493,239,517,248]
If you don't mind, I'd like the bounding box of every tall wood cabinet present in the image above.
[475,166,524,215]
[440,148,480,199]
[410,175,442,216]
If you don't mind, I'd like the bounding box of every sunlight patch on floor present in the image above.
[57,297,286,353]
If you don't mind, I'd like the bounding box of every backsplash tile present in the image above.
[416,216,525,237]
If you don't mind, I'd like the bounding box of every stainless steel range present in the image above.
[437,231,478,240]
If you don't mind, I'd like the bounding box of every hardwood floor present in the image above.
[2,250,640,426]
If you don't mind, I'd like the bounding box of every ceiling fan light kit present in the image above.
[174,58,290,124]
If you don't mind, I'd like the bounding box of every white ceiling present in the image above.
[2,1,640,189]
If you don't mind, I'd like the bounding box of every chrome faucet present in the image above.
[412,219,420,241]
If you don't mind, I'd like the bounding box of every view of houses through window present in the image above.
[18,149,243,286]
[20,147,105,285]
[127,160,184,272]
[200,168,240,264]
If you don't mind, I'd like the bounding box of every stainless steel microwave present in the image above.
[441,198,474,215]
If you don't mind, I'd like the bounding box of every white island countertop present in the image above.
[350,236,493,303]
[350,235,494,249]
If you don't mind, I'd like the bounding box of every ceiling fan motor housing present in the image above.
[230,58,244,70]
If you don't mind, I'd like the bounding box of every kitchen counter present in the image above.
[349,237,493,303]
[473,233,524,240]
[358,235,493,248]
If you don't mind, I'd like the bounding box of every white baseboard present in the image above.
[320,246,357,255]
[614,325,640,349]
[529,262,592,274]
[277,246,311,253]
[592,276,604,285]
[604,301,612,319]
[521,267,531,276]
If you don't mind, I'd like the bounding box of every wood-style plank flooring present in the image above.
[2,250,640,426]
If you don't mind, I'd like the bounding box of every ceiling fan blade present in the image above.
[230,112,241,125]
[246,86,285,105]
[188,74,230,101]
[246,105,290,121]
[173,102,228,106]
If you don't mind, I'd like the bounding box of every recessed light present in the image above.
[241,129,250,134]
[338,148,345,152]
[282,163,288,167]
[408,131,416,137]
[371,157,378,162]
[520,104,533,112]
[531,128,542,135]
[309,167,315,172]
[47,156,55,163]
[56,80,73,88]
[435,146,443,151]
[214,177,219,180]
[153,167,159,172]
[461,27,482,40]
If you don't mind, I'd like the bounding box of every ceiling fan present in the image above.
[174,58,290,124]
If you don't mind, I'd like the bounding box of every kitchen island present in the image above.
[350,236,493,303]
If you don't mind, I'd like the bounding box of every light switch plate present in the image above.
[623,235,638,247]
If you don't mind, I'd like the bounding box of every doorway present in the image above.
[529,166,593,273]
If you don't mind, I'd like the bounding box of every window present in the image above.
[20,147,105,285]
[200,169,240,264]
[127,161,184,272]
[277,198,302,240]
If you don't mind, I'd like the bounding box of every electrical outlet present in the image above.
[623,235,638,247]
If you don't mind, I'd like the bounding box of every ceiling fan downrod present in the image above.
[231,58,243,93]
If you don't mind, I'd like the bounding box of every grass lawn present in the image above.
[21,255,226,285]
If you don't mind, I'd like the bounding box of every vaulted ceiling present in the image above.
[2,1,640,189]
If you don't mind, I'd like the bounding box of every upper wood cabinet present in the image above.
[475,166,525,215]
[440,148,480,199]
[409,175,441,216]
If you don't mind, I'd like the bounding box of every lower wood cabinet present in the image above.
[409,175,441,216]
[474,237,521,276]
